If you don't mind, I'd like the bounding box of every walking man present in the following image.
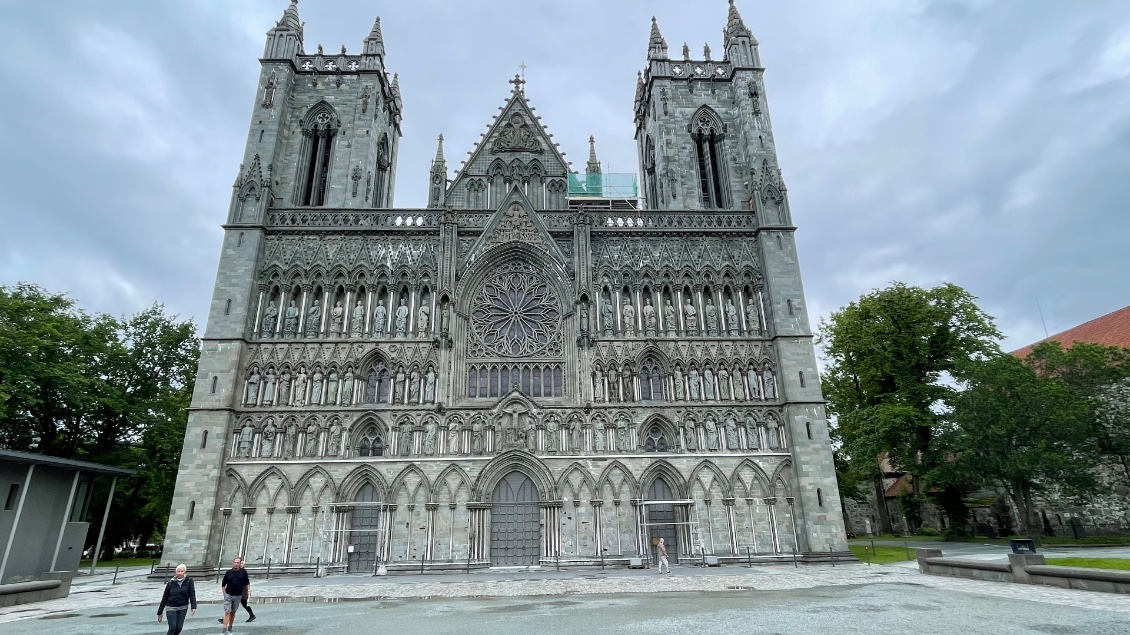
[656,538,671,574]
[220,557,253,634]
[157,564,196,635]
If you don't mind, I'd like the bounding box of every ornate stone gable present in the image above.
[460,186,570,271]
[260,235,439,274]
[491,113,542,153]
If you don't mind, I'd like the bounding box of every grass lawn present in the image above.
[849,544,916,564]
[1041,536,1130,546]
[79,557,157,569]
[1045,557,1130,571]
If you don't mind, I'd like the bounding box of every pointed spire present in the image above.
[428,134,448,209]
[265,0,303,59]
[647,16,668,60]
[277,0,301,31]
[726,0,753,40]
[391,72,401,97]
[434,134,446,163]
[368,16,384,43]
[586,136,601,174]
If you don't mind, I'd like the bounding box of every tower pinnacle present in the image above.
[586,136,601,174]
[428,134,448,209]
[647,16,668,60]
[725,0,753,40]
[264,0,303,59]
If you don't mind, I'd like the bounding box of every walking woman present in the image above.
[157,564,197,635]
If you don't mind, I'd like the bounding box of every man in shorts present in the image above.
[220,557,251,634]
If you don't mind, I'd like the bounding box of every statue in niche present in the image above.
[330,301,344,336]
[767,417,781,449]
[350,300,365,338]
[282,422,297,459]
[746,301,761,336]
[545,417,558,452]
[311,370,324,405]
[237,424,254,458]
[663,299,677,335]
[394,298,409,337]
[293,367,308,407]
[568,416,582,452]
[704,298,719,336]
[409,370,421,403]
[263,370,277,405]
[674,366,685,400]
[423,420,437,455]
[327,371,339,406]
[284,301,299,338]
[440,302,450,334]
[399,426,411,456]
[718,367,731,401]
[593,368,605,401]
[579,302,589,334]
[746,366,761,401]
[683,418,698,452]
[704,368,716,400]
[245,369,261,405]
[279,371,292,406]
[417,301,430,337]
[327,422,342,456]
[601,299,615,336]
[341,370,354,406]
[683,298,698,335]
[688,369,701,401]
[616,416,630,452]
[704,415,719,451]
[593,424,606,452]
[764,370,777,400]
[607,367,619,402]
[523,414,537,452]
[745,414,760,450]
[471,418,484,454]
[622,366,635,402]
[622,297,636,336]
[424,369,436,403]
[372,300,387,337]
[261,301,278,338]
[447,420,461,455]
[394,368,406,403]
[305,300,321,338]
[725,300,740,337]
[260,424,276,458]
[724,414,739,450]
[306,423,320,457]
[643,297,657,336]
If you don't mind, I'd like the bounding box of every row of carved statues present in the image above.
[592,363,777,403]
[243,365,437,407]
[585,293,763,339]
[230,410,787,460]
[258,294,445,340]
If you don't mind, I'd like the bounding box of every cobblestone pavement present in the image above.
[2,563,1128,625]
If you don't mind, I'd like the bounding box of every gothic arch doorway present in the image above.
[489,471,541,566]
[348,483,382,573]
[645,477,680,565]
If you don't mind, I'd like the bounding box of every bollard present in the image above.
[466,548,472,574]
[866,549,871,566]
[266,558,271,580]
[420,556,426,575]
[555,550,560,572]
[792,548,798,569]
[830,547,835,567]
[112,565,120,585]
[600,548,606,571]
[747,546,753,568]
[316,556,321,578]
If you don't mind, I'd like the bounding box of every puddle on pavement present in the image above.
[89,613,128,618]
[38,613,81,620]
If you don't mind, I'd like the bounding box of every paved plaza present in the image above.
[2,560,1129,634]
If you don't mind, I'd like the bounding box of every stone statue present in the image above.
[261,301,278,337]
[283,301,299,338]
[616,416,630,451]
[747,366,761,400]
[263,370,277,405]
[394,368,406,403]
[245,369,261,405]
[704,368,716,400]
[394,298,409,337]
[643,297,657,336]
[447,420,461,455]
[764,370,777,400]
[718,367,731,401]
[279,371,292,406]
[423,420,437,455]
[663,299,676,336]
[593,424,605,452]
[327,370,339,405]
[704,298,719,336]
[674,366,685,400]
[622,297,636,336]
[238,424,254,458]
[327,423,342,456]
[745,414,760,450]
[579,302,589,333]
[725,415,739,450]
[260,424,276,457]
[409,370,421,403]
[683,298,698,335]
[373,300,387,337]
[283,422,297,459]
[725,300,739,337]
[293,367,308,407]
[311,370,324,405]
[330,301,344,336]
[746,300,760,335]
[523,414,537,452]
[593,369,605,401]
[621,366,635,402]
[607,367,619,402]
[601,300,615,336]
[704,415,719,451]
[441,303,450,334]
[471,418,484,454]
[688,369,701,401]
[683,418,698,452]
[306,423,320,457]
[545,417,558,452]
[399,426,411,456]
[568,416,582,452]
[305,300,321,337]
[350,300,365,338]
[417,301,430,337]
[767,417,781,449]
[341,370,354,406]
[424,369,436,403]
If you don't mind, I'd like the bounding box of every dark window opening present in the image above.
[189,501,196,520]
[210,376,218,394]
[695,135,712,208]
[805,422,812,440]
[798,371,805,388]
[224,299,231,316]
[817,489,823,507]
[202,429,209,448]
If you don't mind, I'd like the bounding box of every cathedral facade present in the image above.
[163,0,849,572]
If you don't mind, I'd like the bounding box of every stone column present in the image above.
[723,498,737,555]
[591,500,604,558]
[364,287,373,335]
[297,285,310,337]
[695,286,705,333]
[251,287,266,337]
[407,285,419,336]
[424,503,439,561]
[320,289,331,336]
[342,286,355,338]
[704,499,716,554]
[716,288,727,335]
[675,288,685,333]
[283,507,299,564]
[765,497,781,553]
[611,289,622,335]
[634,286,643,333]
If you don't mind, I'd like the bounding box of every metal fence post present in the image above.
[112,565,120,585]
[266,558,271,580]
[747,546,752,568]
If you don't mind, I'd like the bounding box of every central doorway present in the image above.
[490,471,541,566]
[348,483,381,573]
[646,478,679,565]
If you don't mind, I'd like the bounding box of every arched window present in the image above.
[357,425,384,457]
[364,361,391,404]
[297,103,339,206]
[210,376,218,394]
[188,501,195,520]
[640,358,664,401]
[642,426,668,453]
[691,108,727,209]
[374,134,390,207]
[644,136,658,210]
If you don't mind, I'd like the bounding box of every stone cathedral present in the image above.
[163,0,849,573]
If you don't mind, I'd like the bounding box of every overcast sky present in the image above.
[1,0,1128,351]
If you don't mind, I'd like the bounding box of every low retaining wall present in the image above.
[916,548,1130,595]
[0,572,76,607]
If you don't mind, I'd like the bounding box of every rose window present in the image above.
[470,262,561,358]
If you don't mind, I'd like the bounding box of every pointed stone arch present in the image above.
[556,461,598,501]
[636,460,688,500]
[247,466,293,505]
[389,463,433,504]
[770,459,794,498]
[730,459,771,499]
[473,450,557,501]
[638,414,678,452]
[221,468,249,508]
[689,460,732,498]
[594,460,639,499]
[690,105,726,137]
[338,464,389,502]
[433,463,473,502]
[293,466,337,504]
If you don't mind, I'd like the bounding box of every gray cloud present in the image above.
[1,0,1126,350]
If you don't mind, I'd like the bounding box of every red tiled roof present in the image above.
[1012,305,1130,358]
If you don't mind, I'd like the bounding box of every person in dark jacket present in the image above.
[220,557,253,635]
[157,564,196,635]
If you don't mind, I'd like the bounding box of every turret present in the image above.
[586,136,602,175]
[362,17,385,71]
[724,0,761,68]
[647,17,668,60]
[263,0,303,60]
[427,135,447,209]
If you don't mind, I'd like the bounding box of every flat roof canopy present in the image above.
[0,449,135,476]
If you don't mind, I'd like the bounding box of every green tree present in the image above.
[818,282,1001,536]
